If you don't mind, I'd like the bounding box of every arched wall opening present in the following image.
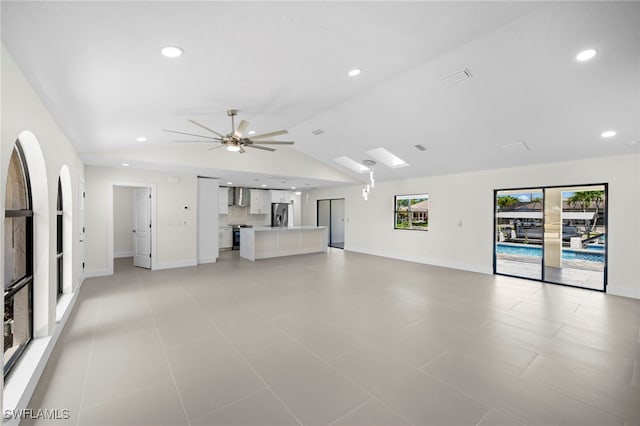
[15,131,50,338]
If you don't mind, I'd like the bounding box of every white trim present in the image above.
[153,259,198,270]
[83,268,109,278]
[607,285,640,299]
[114,250,134,258]
[197,256,217,264]
[345,246,493,275]
[3,279,84,424]
[107,181,157,274]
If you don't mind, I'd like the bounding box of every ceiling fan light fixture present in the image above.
[348,68,361,77]
[161,46,183,58]
[227,144,241,152]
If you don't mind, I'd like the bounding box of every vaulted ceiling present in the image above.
[2,1,639,189]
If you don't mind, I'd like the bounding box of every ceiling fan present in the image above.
[163,109,294,154]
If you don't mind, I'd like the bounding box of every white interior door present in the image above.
[133,187,151,269]
[79,179,86,275]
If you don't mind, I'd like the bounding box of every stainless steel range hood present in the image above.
[230,187,249,207]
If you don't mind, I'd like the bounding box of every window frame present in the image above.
[4,142,34,379]
[393,193,430,231]
[56,178,63,299]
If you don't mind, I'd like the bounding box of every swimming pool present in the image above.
[496,243,604,262]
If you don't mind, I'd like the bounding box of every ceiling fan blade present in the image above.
[171,140,218,143]
[208,144,226,151]
[250,129,288,140]
[163,129,221,140]
[187,120,225,138]
[245,144,276,152]
[234,120,250,138]
[253,141,294,145]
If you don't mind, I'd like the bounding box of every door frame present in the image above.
[493,182,608,292]
[316,198,345,249]
[107,181,157,275]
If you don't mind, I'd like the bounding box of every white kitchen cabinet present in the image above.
[219,187,229,214]
[219,227,233,249]
[249,189,269,214]
[270,190,292,204]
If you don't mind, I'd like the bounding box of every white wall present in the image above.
[302,154,640,299]
[197,177,219,264]
[113,186,134,257]
[1,44,86,412]
[85,167,198,274]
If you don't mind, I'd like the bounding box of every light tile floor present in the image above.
[25,250,640,426]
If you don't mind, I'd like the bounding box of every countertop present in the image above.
[246,226,328,232]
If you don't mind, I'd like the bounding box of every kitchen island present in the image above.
[239,226,328,261]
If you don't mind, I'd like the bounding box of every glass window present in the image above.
[394,194,429,231]
[4,144,33,378]
[57,178,63,298]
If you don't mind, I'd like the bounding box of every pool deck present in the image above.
[496,258,604,291]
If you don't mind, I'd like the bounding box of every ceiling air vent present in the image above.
[311,128,325,135]
[500,142,530,153]
[414,144,427,151]
[441,68,472,86]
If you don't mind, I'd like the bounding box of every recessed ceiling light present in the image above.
[295,191,302,195]
[348,68,361,77]
[601,130,616,138]
[261,184,267,187]
[136,137,147,142]
[227,181,233,185]
[248,130,256,135]
[333,156,369,173]
[576,48,597,62]
[291,186,296,190]
[121,163,130,167]
[161,46,183,58]
[365,147,409,168]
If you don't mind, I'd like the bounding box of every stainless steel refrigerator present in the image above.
[271,203,289,227]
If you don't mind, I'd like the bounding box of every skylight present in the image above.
[332,156,370,173]
[365,148,409,168]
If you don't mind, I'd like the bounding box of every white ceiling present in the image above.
[2,1,639,188]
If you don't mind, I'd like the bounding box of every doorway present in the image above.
[494,184,607,291]
[317,199,345,249]
[110,183,155,273]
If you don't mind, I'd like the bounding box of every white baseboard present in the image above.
[83,268,109,278]
[607,285,640,299]
[197,256,217,264]
[114,250,134,258]
[153,259,198,271]
[346,246,492,275]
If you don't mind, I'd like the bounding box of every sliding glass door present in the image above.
[494,184,607,291]
[317,199,345,249]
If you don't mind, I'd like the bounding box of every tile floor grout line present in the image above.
[473,407,494,426]
[188,386,269,424]
[184,293,305,426]
[417,354,520,424]
[74,282,104,426]
[517,352,540,378]
[326,397,374,426]
[141,276,193,426]
[247,305,416,426]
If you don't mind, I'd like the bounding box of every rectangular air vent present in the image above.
[441,68,472,86]
[500,142,530,153]
[414,144,427,151]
